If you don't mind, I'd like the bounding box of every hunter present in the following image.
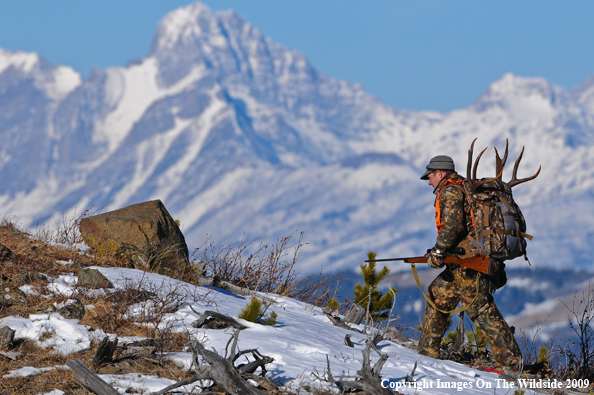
[417,155,521,368]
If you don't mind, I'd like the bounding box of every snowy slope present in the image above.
[1,265,554,395]
[0,2,592,275]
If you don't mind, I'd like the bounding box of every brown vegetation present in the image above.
[0,210,345,394]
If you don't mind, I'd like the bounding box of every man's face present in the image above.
[427,170,444,188]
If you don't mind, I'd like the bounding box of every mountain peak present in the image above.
[0,48,80,101]
[472,72,568,118]
[152,2,215,50]
[0,48,40,75]
[150,1,255,55]
[484,73,557,98]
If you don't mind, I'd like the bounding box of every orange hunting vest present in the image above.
[434,179,465,234]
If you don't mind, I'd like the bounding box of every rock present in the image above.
[0,284,26,306]
[36,302,57,314]
[0,244,12,262]
[79,200,194,279]
[77,268,114,289]
[58,299,85,320]
[14,272,46,285]
[73,259,88,268]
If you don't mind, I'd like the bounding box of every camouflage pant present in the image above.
[417,265,521,365]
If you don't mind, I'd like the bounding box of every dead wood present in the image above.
[66,359,121,395]
[371,333,383,346]
[405,361,417,382]
[344,303,365,325]
[152,329,276,395]
[314,339,392,395]
[456,312,465,353]
[93,336,118,366]
[118,345,157,359]
[0,326,15,347]
[235,349,274,374]
[149,368,210,395]
[344,334,354,348]
[190,338,268,395]
[191,309,248,330]
[239,372,281,395]
[0,351,22,360]
[322,309,366,336]
[196,276,276,304]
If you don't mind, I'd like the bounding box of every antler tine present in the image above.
[467,138,477,182]
[474,165,505,189]
[494,139,509,180]
[508,146,541,188]
[472,146,488,181]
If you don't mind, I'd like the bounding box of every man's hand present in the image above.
[425,246,445,269]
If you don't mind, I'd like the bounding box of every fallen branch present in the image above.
[153,329,276,395]
[191,309,248,330]
[313,340,392,395]
[0,326,15,346]
[0,351,21,360]
[93,336,118,366]
[66,359,121,395]
[191,335,268,395]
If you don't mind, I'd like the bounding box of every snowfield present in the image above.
[1,265,554,395]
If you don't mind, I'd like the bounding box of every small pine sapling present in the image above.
[238,298,277,326]
[238,298,264,322]
[327,297,341,312]
[353,251,398,321]
[445,331,459,348]
[465,326,487,356]
[536,346,549,364]
[265,311,278,326]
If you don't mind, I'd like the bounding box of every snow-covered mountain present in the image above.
[1,2,593,274]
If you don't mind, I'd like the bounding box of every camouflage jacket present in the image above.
[433,173,474,251]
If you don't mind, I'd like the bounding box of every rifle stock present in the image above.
[365,255,489,275]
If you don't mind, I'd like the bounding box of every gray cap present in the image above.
[420,155,455,180]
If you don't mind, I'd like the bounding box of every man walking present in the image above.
[417,155,521,368]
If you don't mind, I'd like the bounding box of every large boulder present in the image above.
[79,200,195,279]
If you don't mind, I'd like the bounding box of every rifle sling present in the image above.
[411,264,480,315]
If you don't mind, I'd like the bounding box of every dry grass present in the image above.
[0,217,341,394]
[0,218,195,394]
[0,338,192,395]
[0,340,87,394]
[192,231,341,307]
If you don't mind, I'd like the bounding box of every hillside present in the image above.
[0,221,578,395]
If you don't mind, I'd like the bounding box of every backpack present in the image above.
[463,178,530,261]
[459,139,540,290]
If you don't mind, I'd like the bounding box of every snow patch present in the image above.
[42,66,81,100]
[96,58,206,154]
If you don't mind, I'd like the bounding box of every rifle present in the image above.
[366,253,489,314]
[365,255,489,274]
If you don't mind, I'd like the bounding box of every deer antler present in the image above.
[473,146,488,181]
[466,138,493,189]
[466,138,477,182]
[494,139,509,180]
[466,139,539,190]
[508,146,541,188]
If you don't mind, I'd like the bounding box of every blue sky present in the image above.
[0,1,593,112]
